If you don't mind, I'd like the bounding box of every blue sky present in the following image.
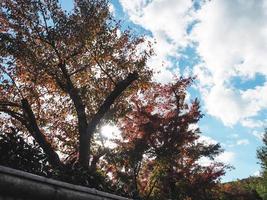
[62,0,267,182]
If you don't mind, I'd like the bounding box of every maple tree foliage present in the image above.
[103,78,228,200]
[0,0,152,171]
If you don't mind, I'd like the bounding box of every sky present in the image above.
[62,0,267,182]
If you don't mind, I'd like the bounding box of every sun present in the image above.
[100,124,121,139]
[100,124,121,148]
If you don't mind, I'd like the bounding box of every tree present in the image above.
[257,130,267,175]
[103,78,227,200]
[0,0,152,171]
[218,181,263,200]
[257,129,267,199]
[0,128,51,176]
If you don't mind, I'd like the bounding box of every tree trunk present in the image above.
[57,63,139,168]
[58,62,89,168]
[83,72,139,168]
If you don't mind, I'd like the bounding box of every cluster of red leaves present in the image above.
[103,78,227,200]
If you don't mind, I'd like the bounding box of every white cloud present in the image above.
[198,135,217,145]
[252,130,264,141]
[253,170,261,177]
[193,64,214,88]
[201,82,267,126]
[241,118,266,128]
[223,137,249,148]
[198,151,235,166]
[193,0,267,80]
[119,0,267,127]
[197,157,212,167]
[204,85,246,126]
[196,136,235,165]
[119,0,194,83]
[241,83,267,111]
[216,151,235,164]
[119,0,149,20]
[192,0,267,126]
[108,2,115,14]
[120,0,192,45]
[236,139,249,146]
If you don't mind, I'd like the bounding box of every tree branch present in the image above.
[85,71,139,162]
[0,101,21,108]
[21,98,62,168]
[0,107,26,125]
[69,64,90,77]
[93,56,117,86]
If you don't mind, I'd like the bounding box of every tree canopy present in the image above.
[103,78,227,199]
[0,0,152,169]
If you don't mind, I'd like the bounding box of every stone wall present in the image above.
[0,165,130,200]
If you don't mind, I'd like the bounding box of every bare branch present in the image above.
[94,56,117,86]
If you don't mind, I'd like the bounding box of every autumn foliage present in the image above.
[0,0,152,170]
[103,78,227,199]
[217,181,263,200]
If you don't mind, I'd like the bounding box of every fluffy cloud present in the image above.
[201,83,267,126]
[120,0,192,46]
[192,0,267,126]
[119,0,267,127]
[198,151,235,166]
[216,151,235,164]
[204,84,247,126]
[119,0,194,83]
[197,135,235,165]
[193,0,267,79]
[198,135,217,145]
